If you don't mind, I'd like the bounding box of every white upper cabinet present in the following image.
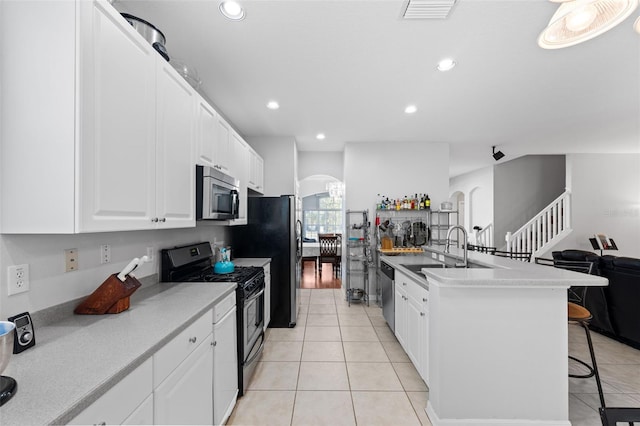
[248,149,264,194]
[78,0,158,232]
[154,61,196,227]
[213,115,232,175]
[196,95,217,167]
[1,0,196,233]
[231,133,249,224]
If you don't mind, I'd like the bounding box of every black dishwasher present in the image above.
[378,261,395,332]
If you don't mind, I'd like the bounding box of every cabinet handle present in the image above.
[213,341,217,346]
[159,218,166,222]
[151,217,159,223]
[402,282,407,286]
[189,336,197,344]
[422,298,427,302]
[95,422,106,426]
[420,312,425,317]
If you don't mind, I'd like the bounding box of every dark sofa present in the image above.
[552,250,640,349]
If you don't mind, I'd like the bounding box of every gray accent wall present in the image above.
[493,155,565,249]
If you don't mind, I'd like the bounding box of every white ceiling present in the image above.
[116,0,640,177]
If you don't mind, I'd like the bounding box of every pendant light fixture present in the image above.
[538,0,639,49]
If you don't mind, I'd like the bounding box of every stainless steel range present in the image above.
[161,242,265,397]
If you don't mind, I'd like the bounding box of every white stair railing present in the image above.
[474,223,493,247]
[505,191,571,256]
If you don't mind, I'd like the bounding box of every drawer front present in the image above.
[69,357,152,425]
[153,309,213,386]
[213,291,236,324]
[406,279,428,303]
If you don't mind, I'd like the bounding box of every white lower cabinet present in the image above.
[154,333,214,425]
[213,297,238,426]
[394,276,408,348]
[69,358,153,425]
[153,310,214,425]
[122,394,154,425]
[394,270,430,386]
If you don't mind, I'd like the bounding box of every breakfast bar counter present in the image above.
[380,247,608,426]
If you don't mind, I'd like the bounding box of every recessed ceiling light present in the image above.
[437,58,456,71]
[220,1,245,20]
[266,101,279,110]
[404,105,417,114]
[316,133,326,140]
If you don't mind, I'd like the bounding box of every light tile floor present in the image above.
[228,288,640,426]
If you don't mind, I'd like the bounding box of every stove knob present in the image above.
[20,331,32,344]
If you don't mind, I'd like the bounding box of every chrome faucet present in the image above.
[445,225,468,268]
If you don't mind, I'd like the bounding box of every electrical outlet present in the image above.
[438,254,445,262]
[100,244,111,264]
[65,248,78,272]
[146,246,155,261]
[8,264,30,295]
[432,252,437,259]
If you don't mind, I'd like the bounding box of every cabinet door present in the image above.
[214,115,231,173]
[407,292,423,371]
[248,150,264,194]
[213,307,238,426]
[79,0,156,232]
[232,134,249,222]
[394,281,407,348]
[155,61,196,228]
[255,155,264,193]
[69,358,153,425]
[154,334,214,425]
[122,394,154,425]
[421,296,430,385]
[196,96,217,167]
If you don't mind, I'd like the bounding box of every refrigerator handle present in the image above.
[296,219,303,260]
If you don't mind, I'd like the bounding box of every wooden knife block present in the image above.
[74,274,142,315]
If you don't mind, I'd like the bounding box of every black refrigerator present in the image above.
[230,195,302,328]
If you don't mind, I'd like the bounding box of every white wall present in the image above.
[299,176,341,199]
[493,155,566,249]
[0,225,228,319]
[343,141,449,296]
[552,154,640,258]
[298,151,343,181]
[247,136,298,196]
[449,166,494,242]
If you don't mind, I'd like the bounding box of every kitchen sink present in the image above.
[400,262,489,275]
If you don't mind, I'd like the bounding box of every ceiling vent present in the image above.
[403,0,458,19]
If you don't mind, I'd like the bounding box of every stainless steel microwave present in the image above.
[196,165,240,220]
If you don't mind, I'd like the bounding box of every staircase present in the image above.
[474,223,493,247]
[505,191,572,258]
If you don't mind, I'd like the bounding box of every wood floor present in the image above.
[301,260,341,289]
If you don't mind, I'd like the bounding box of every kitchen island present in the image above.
[1,278,236,425]
[381,247,608,426]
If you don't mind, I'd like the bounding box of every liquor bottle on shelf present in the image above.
[425,194,431,210]
[419,194,425,210]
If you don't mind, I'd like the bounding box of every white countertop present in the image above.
[1,280,236,425]
[232,257,271,267]
[381,246,608,289]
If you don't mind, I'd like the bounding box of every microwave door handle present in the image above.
[231,189,239,216]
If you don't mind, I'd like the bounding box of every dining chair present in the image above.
[318,234,340,278]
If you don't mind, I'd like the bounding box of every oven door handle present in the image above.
[244,332,265,367]
[245,288,265,304]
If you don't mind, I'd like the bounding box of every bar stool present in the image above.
[568,302,606,410]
